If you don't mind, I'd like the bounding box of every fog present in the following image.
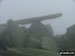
[0,0,75,35]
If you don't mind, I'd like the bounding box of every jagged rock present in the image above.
[45,24,54,37]
[7,19,26,48]
[66,24,75,41]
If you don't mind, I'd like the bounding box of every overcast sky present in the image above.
[0,0,75,35]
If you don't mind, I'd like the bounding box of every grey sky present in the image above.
[0,0,75,35]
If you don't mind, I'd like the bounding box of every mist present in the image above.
[0,0,75,35]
